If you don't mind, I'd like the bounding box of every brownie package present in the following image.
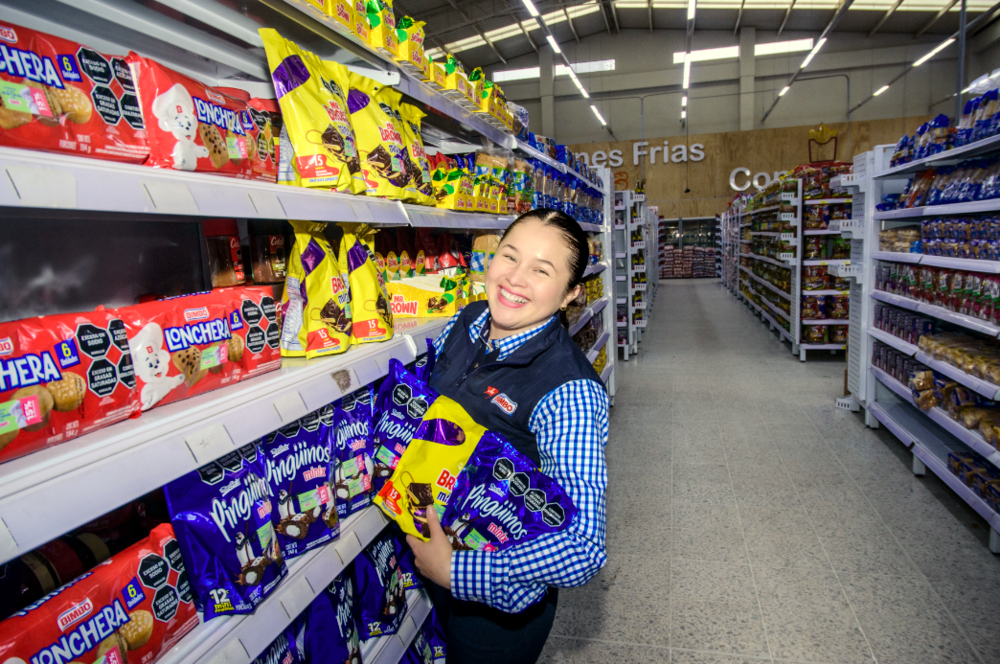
[299,570,362,664]
[164,443,287,621]
[0,309,141,464]
[352,530,407,639]
[441,432,578,552]
[260,408,340,560]
[370,359,438,491]
[331,385,376,518]
[0,524,198,664]
[0,21,148,162]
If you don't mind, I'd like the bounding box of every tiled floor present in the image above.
[538,279,1000,664]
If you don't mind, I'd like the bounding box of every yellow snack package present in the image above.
[387,274,468,318]
[350,0,371,42]
[347,73,408,199]
[260,29,366,193]
[398,103,435,206]
[374,395,487,539]
[340,223,394,344]
[307,0,353,30]
[464,69,483,109]
[365,0,398,57]
[442,55,470,100]
[434,154,475,210]
[280,220,352,358]
[393,17,426,75]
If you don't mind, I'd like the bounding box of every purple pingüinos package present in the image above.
[352,530,408,639]
[441,432,579,553]
[251,627,301,664]
[407,609,446,664]
[165,442,287,620]
[301,568,363,664]
[331,385,376,518]
[370,359,438,492]
[391,527,424,590]
[412,339,435,382]
[261,407,340,559]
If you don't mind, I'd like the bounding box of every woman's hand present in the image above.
[406,508,453,590]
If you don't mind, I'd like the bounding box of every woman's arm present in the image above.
[449,379,609,613]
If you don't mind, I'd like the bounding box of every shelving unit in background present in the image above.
[615,192,658,360]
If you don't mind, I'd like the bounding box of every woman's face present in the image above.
[486,218,582,338]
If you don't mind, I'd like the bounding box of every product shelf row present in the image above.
[873,199,1000,221]
[872,251,1000,275]
[742,267,793,302]
[568,297,610,337]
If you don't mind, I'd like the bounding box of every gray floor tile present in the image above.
[539,637,671,663]
[673,523,750,565]
[671,599,770,657]
[670,559,758,603]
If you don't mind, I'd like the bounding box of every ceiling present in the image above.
[394,0,999,68]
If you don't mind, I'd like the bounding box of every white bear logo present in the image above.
[151,83,208,171]
[129,322,184,410]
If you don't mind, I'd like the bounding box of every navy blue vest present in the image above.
[428,300,603,466]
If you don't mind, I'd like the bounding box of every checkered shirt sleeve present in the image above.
[450,378,609,613]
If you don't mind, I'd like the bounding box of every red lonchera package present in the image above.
[0,20,148,162]
[216,286,283,381]
[127,53,258,178]
[0,524,199,664]
[0,309,141,464]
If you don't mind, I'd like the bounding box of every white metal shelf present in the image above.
[584,261,608,278]
[404,205,514,229]
[874,134,1000,180]
[869,327,919,356]
[915,350,1000,400]
[874,199,1000,220]
[872,251,923,264]
[745,271,792,300]
[802,289,850,295]
[750,253,794,268]
[760,308,794,343]
[801,318,849,325]
[871,290,1000,337]
[804,198,852,205]
[871,289,923,313]
[569,297,610,337]
[801,343,847,350]
[760,296,791,322]
[600,363,613,384]
[586,332,611,363]
[738,204,780,217]
[872,251,1000,275]
[802,259,850,266]
[158,507,389,664]
[804,229,844,235]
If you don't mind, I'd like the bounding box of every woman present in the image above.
[407,209,610,663]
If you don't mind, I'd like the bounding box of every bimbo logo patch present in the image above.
[184,307,210,322]
[0,337,13,355]
[491,393,517,415]
[0,26,17,44]
[57,598,93,631]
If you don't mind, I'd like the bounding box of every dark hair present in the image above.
[500,208,589,292]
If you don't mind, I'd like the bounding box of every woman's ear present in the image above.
[560,284,583,310]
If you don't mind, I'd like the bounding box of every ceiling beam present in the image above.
[610,0,621,33]
[777,0,797,36]
[734,0,746,35]
[563,6,581,43]
[868,0,904,37]
[599,0,612,34]
[518,17,540,52]
[649,0,654,33]
[915,0,959,37]
[441,0,507,63]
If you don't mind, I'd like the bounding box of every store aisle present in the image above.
[539,279,1000,664]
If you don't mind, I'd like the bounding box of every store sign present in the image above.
[728,168,790,192]
[577,140,706,168]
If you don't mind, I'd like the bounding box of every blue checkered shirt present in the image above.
[431,308,609,613]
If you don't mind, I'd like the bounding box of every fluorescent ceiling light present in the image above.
[755,38,813,57]
[591,105,607,126]
[687,0,697,20]
[432,1,599,55]
[913,38,955,67]
[874,84,889,96]
[799,37,826,69]
[555,59,616,75]
[683,58,691,89]
[546,35,562,53]
[673,45,739,64]
[522,0,540,16]
[682,95,688,106]
[681,109,687,118]
[492,67,541,82]
[779,86,790,96]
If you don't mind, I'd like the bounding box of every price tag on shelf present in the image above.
[780,192,798,203]
[272,391,309,425]
[206,638,249,664]
[8,166,76,208]
[778,252,796,261]
[143,181,198,215]
[185,423,235,465]
[779,212,797,222]
[633,194,646,202]
[248,191,285,218]
[334,531,363,565]
[779,233,796,242]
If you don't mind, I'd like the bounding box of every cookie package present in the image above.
[331,385,376,518]
[127,52,258,178]
[0,309,141,464]
[351,530,408,640]
[0,524,199,664]
[0,21,148,162]
[298,570,363,664]
[164,442,288,621]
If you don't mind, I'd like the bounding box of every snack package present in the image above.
[301,571,362,664]
[259,29,366,193]
[370,359,439,491]
[340,223,394,344]
[440,432,578,552]
[113,291,240,411]
[128,53,257,177]
[386,275,469,317]
[0,310,141,464]
[331,385,376,518]
[392,531,423,590]
[260,409,340,560]
[247,97,280,183]
[164,442,287,620]
[398,103,435,205]
[281,220,352,358]
[351,0,372,42]
[0,21,148,162]
[251,628,301,664]
[347,73,408,198]
[321,0,355,31]
[352,530,408,639]
[376,395,487,539]
[409,609,447,664]
[365,0,398,58]
[225,286,283,381]
[393,17,426,74]
[0,524,198,664]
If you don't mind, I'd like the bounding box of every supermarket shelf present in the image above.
[872,251,923,264]
[868,401,1000,532]
[746,272,792,300]
[761,297,791,321]
[393,318,450,349]
[801,343,847,350]
[871,289,923,313]
[871,251,1000,274]
[615,252,627,259]
[616,321,627,328]
[918,300,1000,337]
[869,327,919,356]
[750,253,793,267]
[569,297,610,337]
[579,223,605,233]
[760,308,794,343]
[874,134,1000,179]
[915,351,1000,400]
[804,198,852,205]
[801,318,850,325]
[600,363,613,385]
[802,289,850,295]
[873,367,1000,470]
[616,297,627,304]
[874,199,1000,220]
[739,204,780,217]
[0,337,417,565]
[616,275,627,281]
[584,261,608,278]
[586,332,611,363]
[514,140,563,171]
[804,229,845,235]
[740,222,752,228]
[802,259,850,266]
[740,253,753,259]
[361,589,433,664]
[404,205,514,229]
[159,507,389,664]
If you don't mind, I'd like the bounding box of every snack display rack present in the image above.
[0,0,615,660]
[614,191,658,360]
[845,141,1000,553]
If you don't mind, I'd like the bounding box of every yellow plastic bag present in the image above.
[259,29,366,193]
[347,73,408,199]
[398,103,435,206]
[340,223,393,344]
[280,220,352,358]
[374,396,487,539]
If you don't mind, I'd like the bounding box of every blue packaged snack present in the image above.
[370,359,438,492]
[353,530,408,639]
[165,443,287,620]
[303,569,363,664]
[391,527,424,590]
[261,408,341,559]
[441,432,579,552]
[332,385,376,518]
[408,609,446,664]
[413,339,436,382]
[251,627,301,664]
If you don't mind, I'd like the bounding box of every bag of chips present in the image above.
[370,359,439,491]
[375,394,486,539]
[352,530,408,639]
[340,223,394,344]
[331,385,376,518]
[281,220,352,358]
[259,29,366,193]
